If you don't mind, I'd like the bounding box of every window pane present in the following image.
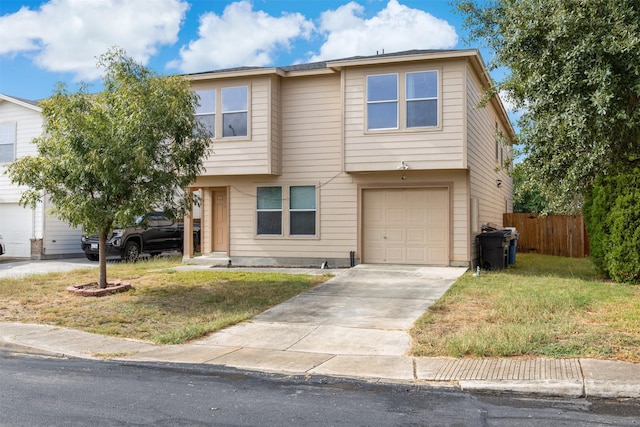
[257,187,282,209]
[406,71,437,99]
[0,144,13,163]
[223,112,247,137]
[222,86,248,111]
[367,74,397,101]
[290,211,316,235]
[257,211,282,235]
[290,186,315,210]
[367,102,398,129]
[407,99,437,127]
[195,90,215,114]
[196,114,215,137]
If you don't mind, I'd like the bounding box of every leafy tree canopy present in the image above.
[512,162,549,213]
[458,0,640,212]
[8,47,211,287]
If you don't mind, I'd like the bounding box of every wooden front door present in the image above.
[212,190,228,252]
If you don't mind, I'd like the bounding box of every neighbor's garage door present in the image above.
[362,188,449,265]
[0,203,33,257]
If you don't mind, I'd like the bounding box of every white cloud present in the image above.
[0,0,188,81]
[170,1,314,73]
[309,0,458,62]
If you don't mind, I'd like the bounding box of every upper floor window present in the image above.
[366,71,439,131]
[367,74,398,130]
[195,90,215,138]
[222,86,248,137]
[290,185,316,236]
[406,71,438,128]
[0,122,16,163]
[257,186,282,235]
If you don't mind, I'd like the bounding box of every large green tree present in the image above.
[458,0,640,211]
[8,48,211,288]
[512,162,548,213]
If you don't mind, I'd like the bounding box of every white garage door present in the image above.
[362,188,449,265]
[0,203,33,257]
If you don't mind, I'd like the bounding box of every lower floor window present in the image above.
[290,185,316,236]
[257,186,282,235]
[256,185,317,236]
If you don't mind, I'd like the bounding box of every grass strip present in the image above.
[0,256,328,344]
[410,254,640,361]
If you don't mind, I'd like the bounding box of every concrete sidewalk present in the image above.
[1,263,639,399]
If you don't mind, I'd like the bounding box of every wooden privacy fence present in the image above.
[503,213,590,258]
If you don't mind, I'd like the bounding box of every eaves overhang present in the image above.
[0,93,42,112]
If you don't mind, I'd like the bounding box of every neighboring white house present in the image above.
[0,94,83,259]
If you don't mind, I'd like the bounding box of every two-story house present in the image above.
[0,94,83,259]
[182,49,514,268]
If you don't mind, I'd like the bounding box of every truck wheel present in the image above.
[123,241,140,262]
[85,254,98,261]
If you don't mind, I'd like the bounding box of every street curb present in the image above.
[459,379,585,398]
[0,341,67,359]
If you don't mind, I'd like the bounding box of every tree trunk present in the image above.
[98,230,108,289]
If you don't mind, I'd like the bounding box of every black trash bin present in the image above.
[477,229,512,270]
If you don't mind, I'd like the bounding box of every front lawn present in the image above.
[0,256,328,344]
[410,253,640,362]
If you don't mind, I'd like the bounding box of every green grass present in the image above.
[410,253,640,361]
[3,253,639,361]
[0,256,328,344]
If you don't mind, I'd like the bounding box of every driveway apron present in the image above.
[200,264,467,357]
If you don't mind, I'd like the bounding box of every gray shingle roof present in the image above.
[188,49,458,76]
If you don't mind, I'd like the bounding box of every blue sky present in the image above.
[1,0,503,103]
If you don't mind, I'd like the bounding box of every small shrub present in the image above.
[584,166,640,284]
[606,185,640,284]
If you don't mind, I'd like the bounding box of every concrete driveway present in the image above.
[199,264,468,357]
[0,257,97,279]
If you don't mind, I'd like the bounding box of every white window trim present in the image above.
[405,70,439,129]
[222,85,249,139]
[256,185,283,237]
[0,122,16,163]
[193,84,251,142]
[289,185,318,237]
[366,73,399,131]
[254,184,320,240]
[365,69,441,133]
[194,90,216,139]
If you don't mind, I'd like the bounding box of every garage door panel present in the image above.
[362,188,449,265]
[386,208,404,223]
[406,228,426,244]
[385,228,404,243]
[406,208,426,224]
[365,226,386,243]
[368,207,385,224]
[428,209,447,223]
[0,204,32,257]
[385,247,404,264]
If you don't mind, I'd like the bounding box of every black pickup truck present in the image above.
[81,212,199,262]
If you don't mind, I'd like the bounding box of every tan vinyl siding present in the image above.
[353,170,469,265]
[466,62,514,257]
[194,77,275,175]
[344,60,466,172]
[269,76,281,175]
[195,73,360,261]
